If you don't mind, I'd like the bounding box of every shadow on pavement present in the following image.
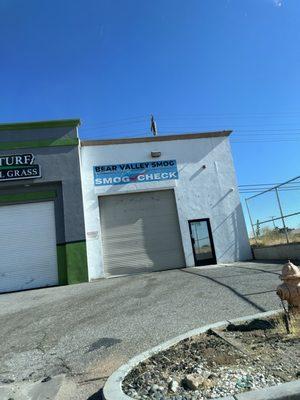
[87,388,103,399]
[181,268,267,312]
[227,263,281,276]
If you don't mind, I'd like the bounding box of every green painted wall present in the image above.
[0,191,56,204]
[0,119,80,131]
[57,241,88,285]
[56,245,68,285]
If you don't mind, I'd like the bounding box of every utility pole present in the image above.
[256,219,261,237]
[275,187,290,244]
[269,216,276,229]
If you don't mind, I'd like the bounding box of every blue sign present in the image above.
[93,159,178,186]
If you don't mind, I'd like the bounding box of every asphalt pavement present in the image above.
[0,261,283,399]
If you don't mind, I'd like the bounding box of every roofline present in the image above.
[0,119,81,131]
[81,130,232,146]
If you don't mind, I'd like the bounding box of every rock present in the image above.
[169,379,179,392]
[150,384,159,392]
[0,378,15,384]
[273,371,289,381]
[127,388,138,396]
[201,378,215,389]
[150,384,165,394]
[208,372,217,379]
[41,376,51,383]
[182,374,204,390]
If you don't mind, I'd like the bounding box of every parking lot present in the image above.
[0,261,282,399]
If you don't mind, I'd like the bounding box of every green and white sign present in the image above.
[0,153,41,181]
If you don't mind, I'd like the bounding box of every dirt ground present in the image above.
[123,315,300,399]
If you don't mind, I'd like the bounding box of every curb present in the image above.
[103,309,300,400]
[234,379,300,400]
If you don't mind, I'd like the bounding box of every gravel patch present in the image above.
[122,316,300,399]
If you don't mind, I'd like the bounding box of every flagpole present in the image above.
[150,115,158,136]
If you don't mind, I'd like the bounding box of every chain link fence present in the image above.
[245,176,300,247]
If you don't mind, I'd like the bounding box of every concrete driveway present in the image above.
[0,261,283,399]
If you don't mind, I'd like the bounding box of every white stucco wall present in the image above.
[80,135,252,280]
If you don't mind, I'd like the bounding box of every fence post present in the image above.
[245,199,258,245]
[275,187,290,244]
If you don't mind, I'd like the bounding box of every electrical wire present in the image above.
[82,119,148,131]
[78,112,300,144]
[83,115,148,127]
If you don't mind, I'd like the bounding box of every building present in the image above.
[0,119,88,293]
[80,130,252,280]
[0,122,252,293]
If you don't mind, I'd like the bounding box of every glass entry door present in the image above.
[188,219,216,266]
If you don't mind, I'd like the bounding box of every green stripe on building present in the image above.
[0,137,78,150]
[57,245,68,285]
[0,119,80,131]
[57,241,89,285]
[0,190,56,204]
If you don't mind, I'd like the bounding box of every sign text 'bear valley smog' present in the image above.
[93,160,178,186]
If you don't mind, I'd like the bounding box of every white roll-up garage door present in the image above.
[0,201,58,293]
[99,190,185,276]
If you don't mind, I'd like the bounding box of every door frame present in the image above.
[188,218,217,266]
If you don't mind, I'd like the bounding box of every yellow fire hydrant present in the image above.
[277,260,300,315]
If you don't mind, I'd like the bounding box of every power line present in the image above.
[238,180,300,195]
[80,113,300,131]
[83,115,147,127]
[170,129,300,134]
[240,188,300,193]
[239,181,300,187]
[81,129,300,144]
[82,118,147,131]
[234,129,300,133]
[82,125,300,136]
[232,139,300,143]
[156,111,300,118]
[76,112,300,145]
[239,183,282,187]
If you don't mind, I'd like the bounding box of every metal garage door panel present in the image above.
[0,201,58,293]
[99,190,185,276]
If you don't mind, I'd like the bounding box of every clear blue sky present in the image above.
[1,0,300,227]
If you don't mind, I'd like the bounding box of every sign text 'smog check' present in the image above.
[93,160,178,186]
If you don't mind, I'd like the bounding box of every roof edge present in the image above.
[81,130,232,146]
[0,119,81,131]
